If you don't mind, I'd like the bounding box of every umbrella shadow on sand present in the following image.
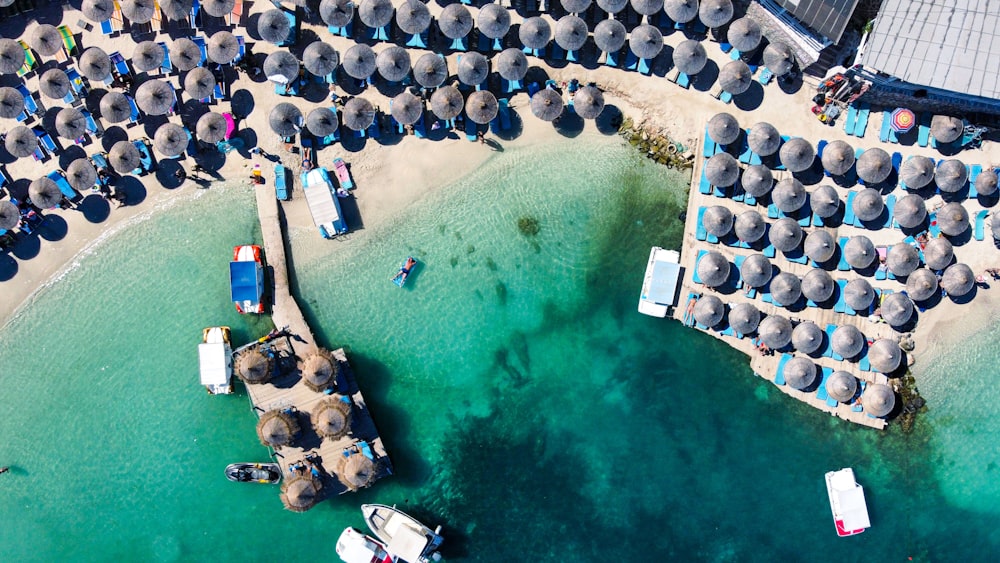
[101,126,130,151]
[554,110,584,138]
[36,214,67,242]
[691,61,720,93]
[77,193,111,223]
[595,104,623,135]
[0,252,16,281]
[58,145,88,170]
[115,176,147,206]
[230,89,256,120]
[10,232,40,260]
[733,82,764,112]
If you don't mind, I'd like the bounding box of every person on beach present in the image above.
[174,168,186,182]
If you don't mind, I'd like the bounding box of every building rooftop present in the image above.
[770,0,859,43]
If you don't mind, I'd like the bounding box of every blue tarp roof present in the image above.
[230,261,262,302]
[647,260,681,305]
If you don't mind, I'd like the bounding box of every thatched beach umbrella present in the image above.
[66,158,97,190]
[748,122,780,156]
[303,42,339,77]
[83,0,115,23]
[122,0,155,24]
[109,140,141,174]
[0,200,18,230]
[259,9,292,44]
[844,235,875,269]
[900,156,935,189]
[28,177,62,209]
[935,160,968,193]
[936,202,968,237]
[557,16,589,52]
[906,268,939,301]
[306,107,340,137]
[778,137,814,173]
[941,263,974,297]
[0,39,24,75]
[734,210,765,242]
[171,38,202,72]
[397,0,431,35]
[769,218,802,253]
[160,0,193,20]
[827,371,858,403]
[313,396,353,439]
[342,97,375,131]
[784,357,817,390]
[869,339,902,373]
[376,46,411,83]
[804,230,836,263]
[631,0,663,16]
[594,19,627,54]
[763,42,795,76]
[770,272,801,307]
[810,185,840,218]
[153,123,188,157]
[666,0,698,22]
[741,165,773,197]
[628,24,663,60]
[852,188,884,222]
[705,153,739,187]
[413,53,447,89]
[831,325,864,359]
[264,50,299,85]
[466,90,498,125]
[477,3,511,39]
[496,48,528,82]
[673,40,707,75]
[597,0,628,13]
[197,112,228,143]
[728,17,762,52]
[923,237,953,270]
[530,89,564,122]
[792,321,824,355]
[237,349,272,384]
[0,86,22,119]
[337,451,376,491]
[39,69,71,100]
[728,302,761,335]
[561,0,592,13]
[79,47,111,82]
[863,384,895,417]
[431,86,463,120]
[801,269,834,303]
[699,0,733,28]
[256,409,299,447]
[886,243,920,277]
[457,51,488,86]
[359,0,394,29]
[100,91,132,123]
[894,194,927,229]
[439,3,473,39]
[844,278,875,312]
[55,107,87,140]
[772,178,806,213]
[975,169,998,196]
[343,44,376,80]
[30,24,62,57]
[133,41,164,73]
[758,315,792,349]
[321,0,355,28]
[269,102,303,136]
[739,253,772,288]
[5,125,37,158]
[703,205,733,238]
[857,148,892,184]
[821,140,854,176]
[204,0,236,18]
[931,115,963,144]
[697,251,730,287]
[573,86,605,120]
[280,476,321,513]
[208,31,240,65]
[136,79,175,116]
[708,112,740,145]
[719,60,751,95]
[301,350,340,392]
[390,91,423,126]
[184,67,216,100]
[520,17,551,50]
[693,294,725,327]
[880,292,913,327]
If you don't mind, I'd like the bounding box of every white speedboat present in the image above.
[336,527,394,563]
[361,504,443,563]
[198,327,233,395]
[825,468,871,537]
[638,247,681,317]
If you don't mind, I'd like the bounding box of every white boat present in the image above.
[638,246,682,317]
[825,468,871,537]
[336,527,394,563]
[361,504,443,563]
[198,327,233,395]
[301,167,348,239]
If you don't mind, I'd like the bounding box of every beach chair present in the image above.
[450,36,468,51]
[156,42,171,74]
[774,353,791,385]
[969,164,982,199]
[133,139,154,174]
[917,113,931,147]
[16,83,43,118]
[281,9,298,46]
[843,191,857,225]
[854,104,870,137]
[47,170,78,202]
[820,325,836,358]
[192,36,208,67]
[859,353,871,372]
[368,114,381,139]
[695,206,707,241]
[101,17,115,36]
[234,36,246,64]
[720,91,733,104]
[65,68,87,99]
[274,164,289,200]
[843,105,857,136]
[816,367,832,401]
[702,131,715,158]
[497,98,511,132]
[109,51,130,80]
[698,168,711,195]
[34,127,57,156]
[229,0,244,26]
[732,256,745,288]
[691,250,708,284]
[408,30,429,49]
[190,0,202,28]
[126,94,140,124]
[758,67,772,85]
[837,239,850,271]
[464,117,478,142]
[975,210,988,241]
[879,111,892,142]
[884,194,896,229]
[81,109,103,138]
[604,49,619,68]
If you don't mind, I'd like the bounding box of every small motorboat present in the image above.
[361,504,443,563]
[336,527,394,563]
[198,326,233,395]
[225,462,282,484]
[825,467,871,537]
[230,245,266,313]
[390,257,418,288]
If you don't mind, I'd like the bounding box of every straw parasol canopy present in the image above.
[208,31,240,65]
[719,60,751,95]
[831,325,864,359]
[456,51,488,86]
[135,79,175,116]
[280,476,321,513]
[727,17,762,52]
[705,153,739,187]
[900,156,935,190]
[728,302,761,335]
[886,243,920,277]
[360,0,394,29]
[396,0,431,35]
[121,0,155,24]
[413,53,448,89]
[857,148,892,184]
[758,315,792,349]
[530,89,564,122]
[39,69,71,100]
[204,0,236,18]
[153,122,188,157]
[306,107,340,137]
[184,67,216,100]
[259,9,292,44]
[703,205,733,237]
[708,112,740,145]
[79,47,111,82]
[844,278,875,312]
[5,125,37,158]
[66,158,97,190]
[376,46,411,83]
[821,140,854,176]
[941,263,975,297]
[666,0,698,22]
[477,4,511,39]
[810,185,840,218]
[430,86,464,120]
[894,194,927,229]
[133,41,164,72]
[556,16,589,52]
[55,107,87,140]
[852,188,884,222]
[520,17,551,50]
[906,268,939,302]
[844,235,875,270]
[0,200,18,230]
[740,165,773,197]
[237,349,273,384]
[313,397,352,439]
[697,251,730,287]
[269,102,303,136]
[561,0,593,12]
[739,253,772,288]
[801,268,834,303]
[772,178,806,212]
[342,97,375,131]
[597,0,628,13]
[264,50,299,85]
[827,371,858,403]
[28,177,62,209]
[303,42,339,77]
[631,0,664,16]
[439,3,473,39]
[256,409,299,447]
[880,292,913,327]
[0,86,25,118]
[466,90,498,125]
[936,202,969,237]
[931,115,963,144]
[100,91,132,123]
[110,140,142,174]
[628,24,663,60]
[83,0,115,23]
[337,450,376,491]
[869,339,902,373]
[748,122,780,156]
[197,112,228,143]
[31,24,62,57]
[762,42,795,76]
[863,384,896,417]
[692,294,725,327]
[778,137,815,173]
[673,40,708,75]
[160,0,193,20]
[792,321,824,355]
[935,159,969,193]
[321,0,355,28]
[769,218,802,253]
[573,86,605,120]
[0,39,24,75]
[770,272,801,307]
[168,38,200,72]
[496,48,528,82]
[594,19,627,54]
[390,91,423,126]
[343,44,376,80]
[923,237,953,270]
[734,210,765,242]
[804,230,836,263]
[975,168,998,196]
[784,357,817,390]
[301,350,340,392]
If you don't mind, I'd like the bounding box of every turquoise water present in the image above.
[1,135,999,561]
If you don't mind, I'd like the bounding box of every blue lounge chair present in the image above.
[975,210,988,241]
[368,114,381,139]
[81,109,103,138]
[464,117,478,142]
[101,18,114,36]
[854,104,870,137]
[917,113,931,147]
[451,37,468,51]
[691,250,708,284]
[720,91,733,104]
[638,58,651,75]
[843,105,857,136]
[843,191,857,225]
[859,353,871,372]
[605,49,619,68]
[829,324,846,360]
[192,36,208,66]
[695,207,707,241]
[274,164,289,200]
[816,367,832,401]
[16,83,42,118]
[156,42,171,74]
[624,51,639,71]
[110,51,130,79]
[969,164,982,198]
[34,127,57,155]
[837,239,850,272]
[47,170,77,201]
[66,68,87,98]
[497,98,511,131]
[774,353,791,385]
[757,67,772,85]
[133,139,154,174]
[879,111,892,142]
[698,168,711,195]
[822,325,836,358]
[677,72,690,89]
[732,256,746,286]
[126,95,140,123]
[884,194,896,229]
[702,131,715,158]
[281,9,298,46]
[408,31,429,49]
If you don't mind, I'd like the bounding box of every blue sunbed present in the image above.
[969,164,982,198]
[884,194,896,229]
[696,207,709,241]
[699,168,711,194]
[757,67,772,85]
[843,105,857,136]
[854,104,870,137]
[624,51,639,71]
[101,18,114,36]
[859,353,871,372]
[822,325,835,358]
[677,72,690,89]
[975,209,988,241]
[837,239,850,271]
[774,353,791,385]
[81,109,102,137]
[703,130,715,157]
[843,191,857,225]
[605,49,619,68]
[917,113,931,147]
[368,114,381,139]
[691,250,708,284]
[110,51,130,78]
[879,111,892,142]
[274,164,288,200]
[126,94,140,123]
[47,170,77,202]
[34,128,57,155]
[16,83,41,117]
[816,367,832,401]
[281,10,298,46]
[66,68,86,98]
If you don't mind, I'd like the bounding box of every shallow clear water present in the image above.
[1,135,998,561]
